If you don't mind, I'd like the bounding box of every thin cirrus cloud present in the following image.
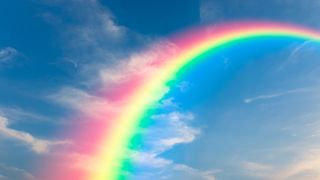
[0,115,70,154]
[244,87,316,104]
[288,40,314,60]
[0,106,52,123]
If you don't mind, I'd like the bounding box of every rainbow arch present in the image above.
[42,21,320,180]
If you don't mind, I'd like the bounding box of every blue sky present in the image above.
[1,0,320,179]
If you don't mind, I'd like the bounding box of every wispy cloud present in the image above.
[0,107,51,123]
[242,161,274,179]
[158,97,178,108]
[0,163,37,180]
[288,40,313,60]
[242,149,320,179]
[41,0,129,71]
[277,149,320,179]
[200,0,222,24]
[131,151,172,168]
[0,47,19,63]
[48,87,119,120]
[277,39,319,71]
[242,161,274,172]
[130,158,218,180]
[174,164,218,180]
[0,115,69,154]
[177,81,191,93]
[98,40,178,86]
[244,88,315,103]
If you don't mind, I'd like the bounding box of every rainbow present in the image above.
[42,21,320,180]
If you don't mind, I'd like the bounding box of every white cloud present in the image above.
[173,164,217,180]
[0,47,18,62]
[177,81,191,92]
[288,40,313,60]
[131,111,198,158]
[277,149,320,179]
[242,161,274,179]
[0,115,69,154]
[39,0,140,86]
[242,161,274,172]
[99,40,179,86]
[0,106,51,123]
[157,97,178,108]
[0,163,37,180]
[276,40,318,70]
[242,149,320,179]
[130,158,217,180]
[244,88,315,103]
[149,112,199,153]
[44,0,123,36]
[128,111,217,179]
[49,87,119,120]
[131,151,172,168]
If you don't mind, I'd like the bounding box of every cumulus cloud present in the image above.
[151,112,199,151]
[130,111,199,165]
[0,115,69,154]
[0,47,18,63]
[128,111,217,179]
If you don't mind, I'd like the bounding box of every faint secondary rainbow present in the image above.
[42,21,320,180]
